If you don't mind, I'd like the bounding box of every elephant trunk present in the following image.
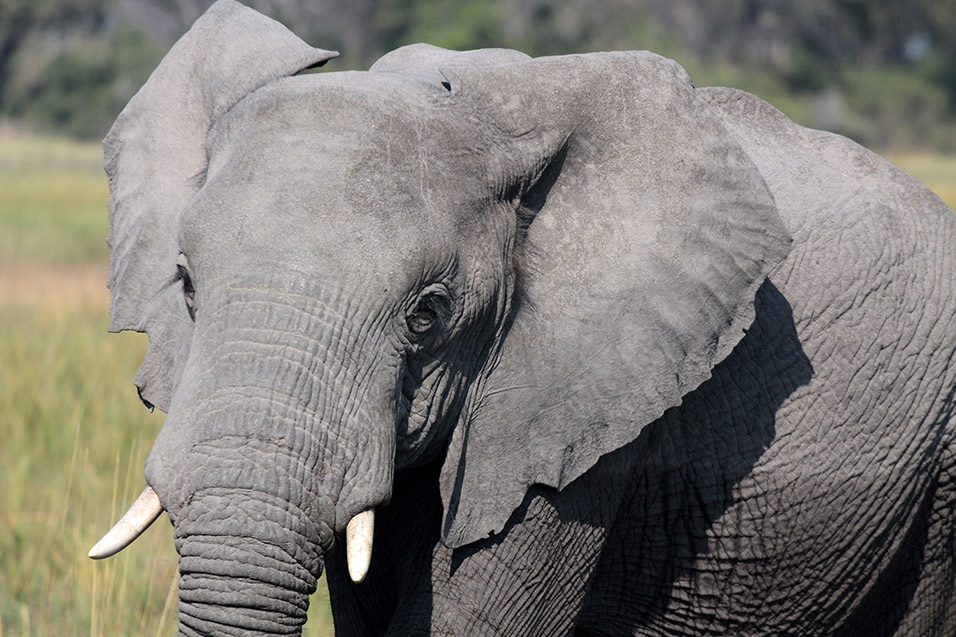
[179,573,308,636]
[170,465,331,634]
[174,489,321,635]
[140,286,400,633]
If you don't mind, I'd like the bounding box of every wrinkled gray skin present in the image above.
[102,1,956,635]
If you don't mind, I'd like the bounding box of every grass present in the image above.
[0,129,953,636]
[0,303,177,634]
[0,135,110,264]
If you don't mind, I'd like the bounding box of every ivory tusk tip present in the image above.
[346,509,374,583]
[88,542,110,560]
[88,541,118,560]
[88,486,163,560]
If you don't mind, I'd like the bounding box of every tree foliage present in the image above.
[1,0,955,149]
[0,0,113,105]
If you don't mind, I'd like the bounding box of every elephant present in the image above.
[88,1,956,635]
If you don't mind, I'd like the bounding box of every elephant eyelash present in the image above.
[171,265,197,321]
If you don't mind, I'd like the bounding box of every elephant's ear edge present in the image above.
[104,0,337,412]
[437,51,791,548]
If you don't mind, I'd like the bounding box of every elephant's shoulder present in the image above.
[702,86,956,362]
[700,86,956,272]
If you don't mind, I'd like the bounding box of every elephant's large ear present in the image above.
[104,0,337,412]
[439,53,792,548]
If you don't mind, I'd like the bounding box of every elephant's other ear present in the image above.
[439,53,791,548]
[104,0,337,412]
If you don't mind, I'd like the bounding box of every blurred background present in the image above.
[2,0,954,634]
[5,0,956,148]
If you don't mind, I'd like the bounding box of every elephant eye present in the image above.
[406,288,450,338]
[407,300,437,335]
[176,264,197,321]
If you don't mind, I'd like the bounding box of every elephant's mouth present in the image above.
[396,357,457,467]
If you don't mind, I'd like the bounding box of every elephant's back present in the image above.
[700,86,956,325]
[700,86,956,442]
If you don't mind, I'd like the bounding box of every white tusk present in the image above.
[345,509,374,583]
[88,486,163,559]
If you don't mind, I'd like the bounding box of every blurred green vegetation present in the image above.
[3,28,164,139]
[0,300,177,635]
[2,0,956,152]
[0,134,108,263]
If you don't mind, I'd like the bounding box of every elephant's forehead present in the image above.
[207,72,488,210]
[183,74,479,289]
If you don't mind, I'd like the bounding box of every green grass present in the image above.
[0,305,177,634]
[0,131,952,636]
[0,135,111,264]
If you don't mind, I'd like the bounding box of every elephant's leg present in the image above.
[424,460,634,636]
[892,450,956,636]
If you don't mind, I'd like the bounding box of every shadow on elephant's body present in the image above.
[326,279,815,633]
[573,278,813,631]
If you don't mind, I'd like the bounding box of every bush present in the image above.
[3,28,163,139]
[840,66,956,152]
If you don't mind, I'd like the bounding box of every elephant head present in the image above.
[91,1,790,633]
